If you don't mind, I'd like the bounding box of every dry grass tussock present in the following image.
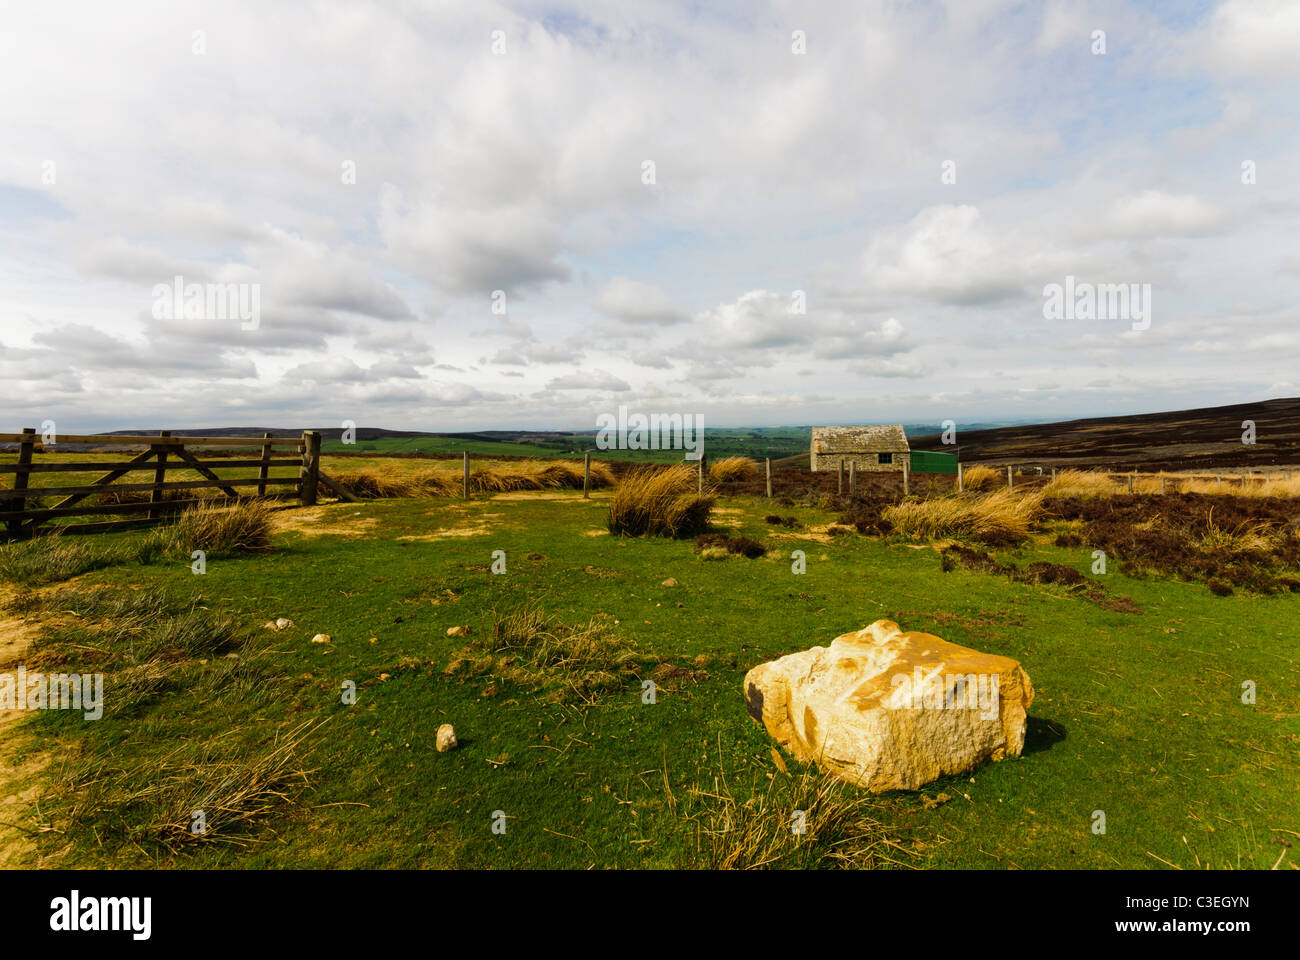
[333,459,613,498]
[607,463,714,537]
[1041,469,1120,498]
[1039,468,1300,499]
[153,498,275,557]
[959,464,1000,491]
[1171,474,1300,498]
[884,488,1044,545]
[708,456,758,483]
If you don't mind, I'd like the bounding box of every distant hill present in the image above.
[909,398,1300,472]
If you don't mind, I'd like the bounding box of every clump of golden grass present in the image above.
[884,488,1044,544]
[155,499,274,558]
[333,459,613,498]
[674,755,906,869]
[1032,470,1300,499]
[607,463,714,537]
[1172,474,1300,498]
[1198,510,1278,554]
[332,463,432,498]
[1042,469,1121,498]
[960,464,1000,491]
[708,456,758,483]
[468,459,615,492]
[445,602,640,702]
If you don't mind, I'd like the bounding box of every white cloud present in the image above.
[0,0,1294,430]
[1205,0,1300,79]
[1103,191,1229,239]
[592,276,687,325]
[544,369,632,392]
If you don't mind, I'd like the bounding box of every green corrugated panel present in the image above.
[910,450,958,474]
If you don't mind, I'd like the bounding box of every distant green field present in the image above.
[322,427,813,463]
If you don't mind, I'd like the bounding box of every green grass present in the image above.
[320,428,814,462]
[3,489,1296,868]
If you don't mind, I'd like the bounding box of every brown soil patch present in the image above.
[397,528,492,540]
[490,491,591,502]
[270,504,381,538]
[769,523,840,543]
[396,509,505,540]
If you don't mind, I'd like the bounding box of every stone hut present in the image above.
[811,425,910,472]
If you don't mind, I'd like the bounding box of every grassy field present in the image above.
[2,477,1296,869]
[322,427,813,462]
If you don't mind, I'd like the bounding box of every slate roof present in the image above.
[811,425,910,454]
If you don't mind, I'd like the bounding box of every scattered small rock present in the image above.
[436,724,458,752]
[447,625,470,637]
[661,577,678,587]
[311,633,331,644]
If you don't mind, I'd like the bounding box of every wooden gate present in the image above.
[0,429,352,540]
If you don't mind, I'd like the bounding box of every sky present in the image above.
[1,0,1298,434]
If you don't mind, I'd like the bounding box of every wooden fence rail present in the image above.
[0,428,354,540]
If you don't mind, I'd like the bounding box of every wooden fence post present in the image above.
[838,459,844,495]
[957,462,964,493]
[902,463,909,497]
[150,430,171,519]
[583,452,591,498]
[1051,467,1057,481]
[1216,474,1223,489]
[848,460,856,498]
[300,431,321,506]
[257,432,272,497]
[1007,465,1013,489]
[698,454,706,493]
[1160,475,1166,494]
[6,428,36,540]
[1127,473,1134,494]
[765,458,772,498]
[463,451,470,500]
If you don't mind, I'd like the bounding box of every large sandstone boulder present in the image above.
[744,620,1034,792]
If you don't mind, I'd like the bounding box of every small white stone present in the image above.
[436,724,458,752]
[311,633,331,644]
[276,617,294,630]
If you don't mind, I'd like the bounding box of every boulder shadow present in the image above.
[1022,715,1067,755]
